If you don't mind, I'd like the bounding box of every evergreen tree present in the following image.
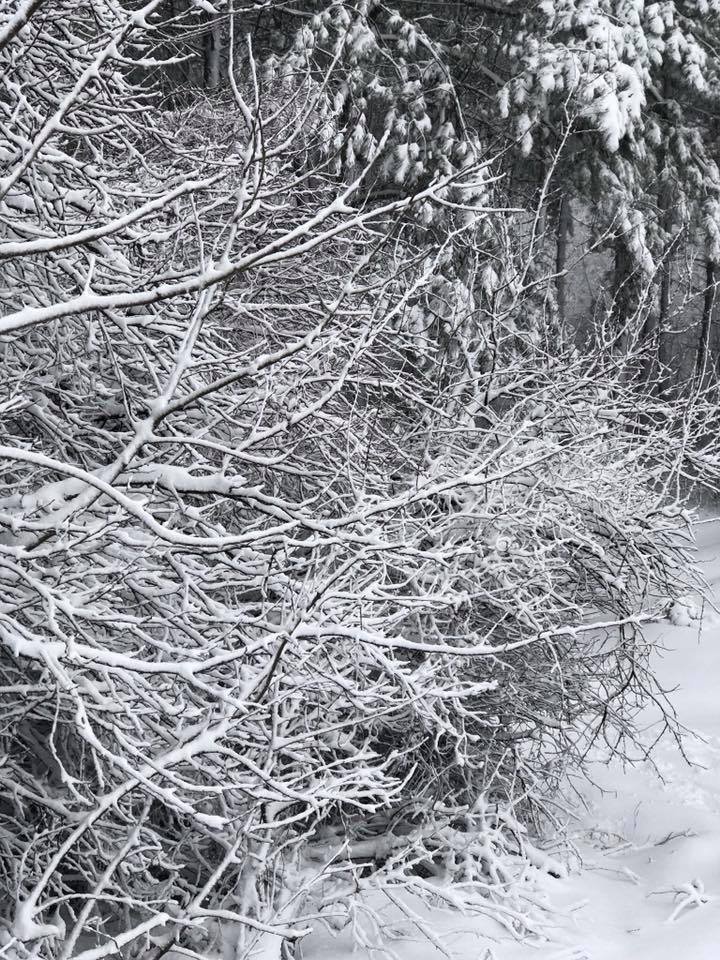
[499,1,720,372]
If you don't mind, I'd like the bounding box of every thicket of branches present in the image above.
[2,2,720,959]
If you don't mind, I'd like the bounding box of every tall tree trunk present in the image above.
[555,194,571,328]
[204,17,222,90]
[611,240,633,355]
[657,248,673,377]
[653,84,676,388]
[641,144,674,387]
[698,260,717,379]
[640,298,657,382]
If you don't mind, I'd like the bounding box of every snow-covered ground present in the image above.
[305,521,720,960]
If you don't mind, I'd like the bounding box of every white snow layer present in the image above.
[304,519,720,960]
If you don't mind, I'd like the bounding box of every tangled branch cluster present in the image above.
[0,3,718,959]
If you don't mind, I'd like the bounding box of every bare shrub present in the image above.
[1,3,718,959]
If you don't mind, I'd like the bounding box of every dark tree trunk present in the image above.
[555,193,572,327]
[698,260,717,379]
[611,240,634,355]
[204,17,222,90]
[657,248,673,376]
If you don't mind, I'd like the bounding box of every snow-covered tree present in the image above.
[1,3,720,960]
[499,0,720,373]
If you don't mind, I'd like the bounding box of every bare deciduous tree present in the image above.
[1,3,719,960]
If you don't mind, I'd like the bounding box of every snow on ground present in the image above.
[304,521,720,960]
